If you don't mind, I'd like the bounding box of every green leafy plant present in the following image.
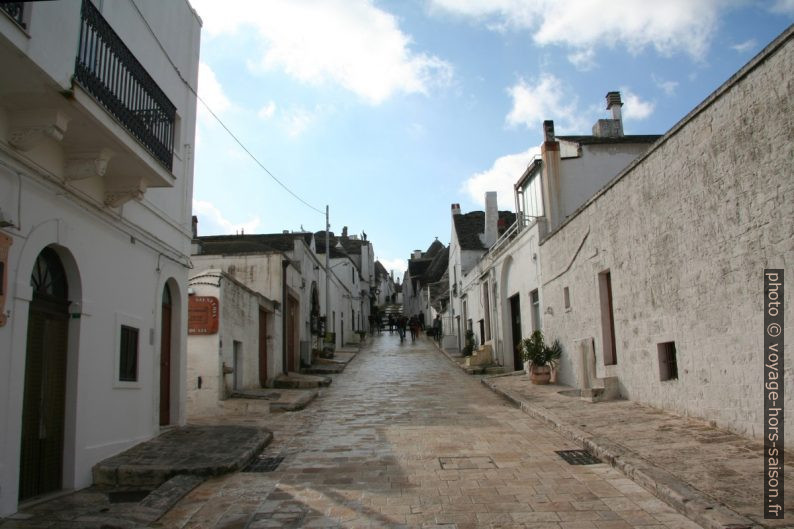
[520,330,562,368]
[462,329,476,356]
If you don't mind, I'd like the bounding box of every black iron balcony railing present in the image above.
[74,0,175,171]
[1,2,26,28]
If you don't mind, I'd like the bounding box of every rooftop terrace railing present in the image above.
[74,0,175,171]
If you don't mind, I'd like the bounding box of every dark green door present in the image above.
[19,248,69,501]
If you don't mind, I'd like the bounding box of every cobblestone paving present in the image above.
[156,334,703,529]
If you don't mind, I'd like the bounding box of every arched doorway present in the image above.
[19,247,69,501]
[159,284,172,426]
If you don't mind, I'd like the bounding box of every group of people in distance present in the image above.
[368,311,442,344]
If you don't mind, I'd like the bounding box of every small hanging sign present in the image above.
[188,295,219,335]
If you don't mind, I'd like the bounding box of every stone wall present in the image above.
[539,28,793,442]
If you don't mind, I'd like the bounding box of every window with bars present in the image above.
[119,325,139,382]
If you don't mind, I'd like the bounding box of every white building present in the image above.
[0,0,200,514]
[186,269,276,417]
[539,28,793,443]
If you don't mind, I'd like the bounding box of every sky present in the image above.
[188,0,793,278]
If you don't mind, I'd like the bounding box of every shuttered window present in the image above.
[119,325,139,382]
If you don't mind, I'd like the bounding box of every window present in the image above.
[563,287,570,310]
[520,168,544,219]
[1,2,28,30]
[530,289,541,331]
[482,281,491,341]
[658,342,678,381]
[119,325,139,382]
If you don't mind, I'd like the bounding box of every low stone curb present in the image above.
[480,377,760,529]
[269,389,318,412]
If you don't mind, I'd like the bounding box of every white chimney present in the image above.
[412,250,422,260]
[483,191,498,248]
[592,91,623,137]
[451,203,461,216]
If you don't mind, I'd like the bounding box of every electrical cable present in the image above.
[129,0,325,216]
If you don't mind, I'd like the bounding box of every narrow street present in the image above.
[157,334,698,529]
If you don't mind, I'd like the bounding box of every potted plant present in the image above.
[520,330,562,384]
[462,329,476,356]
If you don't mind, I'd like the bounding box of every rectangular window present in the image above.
[119,325,139,382]
[564,286,570,309]
[530,289,541,331]
[521,168,544,220]
[658,342,678,381]
[483,281,491,341]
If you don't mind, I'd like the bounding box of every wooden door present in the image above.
[258,308,268,386]
[19,248,69,501]
[510,294,522,370]
[159,286,172,426]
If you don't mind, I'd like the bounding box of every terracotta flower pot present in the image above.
[530,364,551,385]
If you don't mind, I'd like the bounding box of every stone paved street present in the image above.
[156,333,702,529]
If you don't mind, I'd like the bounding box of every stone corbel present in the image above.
[65,148,114,181]
[8,109,70,151]
[104,177,147,208]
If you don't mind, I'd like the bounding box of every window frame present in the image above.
[114,313,143,389]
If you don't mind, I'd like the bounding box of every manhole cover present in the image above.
[439,456,498,470]
[243,455,285,472]
[555,450,602,465]
[107,490,151,503]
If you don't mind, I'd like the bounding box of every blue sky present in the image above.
[188,0,793,277]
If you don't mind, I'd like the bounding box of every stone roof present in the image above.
[374,260,389,279]
[425,246,448,284]
[556,135,662,146]
[453,210,516,251]
[424,239,444,259]
[314,231,351,259]
[197,233,313,255]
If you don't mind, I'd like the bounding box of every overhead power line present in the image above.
[129,0,324,216]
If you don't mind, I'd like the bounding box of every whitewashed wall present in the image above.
[540,29,793,443]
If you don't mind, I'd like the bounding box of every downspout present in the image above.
[282,259,288,374]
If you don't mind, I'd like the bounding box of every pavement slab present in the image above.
[152,334,711,529]
[480,372,793,529]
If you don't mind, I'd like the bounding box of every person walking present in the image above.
[388,314,394,334]
[409,315,420,342]
[433,314,442,343]
[397,315,406,342]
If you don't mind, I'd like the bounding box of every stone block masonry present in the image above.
[539,27,793,444]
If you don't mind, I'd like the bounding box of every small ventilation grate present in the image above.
[243,455,284,472]
[555,450,602,465]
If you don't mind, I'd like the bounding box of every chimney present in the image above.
[451,203,461,216]
[191,215,198,238]
[412,250,422,260]
[592,91,623,137]
[342,226,348,238]
[543,120,555,142]
[483,191,498,248]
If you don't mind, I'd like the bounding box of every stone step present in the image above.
[273,372,332,389]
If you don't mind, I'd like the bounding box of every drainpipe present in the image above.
[282,259,288,374]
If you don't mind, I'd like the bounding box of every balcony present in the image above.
[74,0,175,171]
[0,3,25,29]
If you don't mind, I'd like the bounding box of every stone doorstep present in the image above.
[480,378,758,529]
[93,426,273,488]
[269,388,319,412]
[273,372,332,389]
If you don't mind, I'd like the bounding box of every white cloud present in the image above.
[258,101,276,120]
[731,39,757,53]
[653,75,679,96]
[197,62,231,120]
[770,0,794,15]
[506,74,585,132]
[282,106,317,138]
[567,48,597,71]
[191,0,453,104]
[621,88,655,121]
[379,257,407,278]
[462,147,540,207]
[192,199,261,236]
[430,0,723,59]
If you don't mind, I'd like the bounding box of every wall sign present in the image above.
[188,296,219,335]
[0,231,11,327]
